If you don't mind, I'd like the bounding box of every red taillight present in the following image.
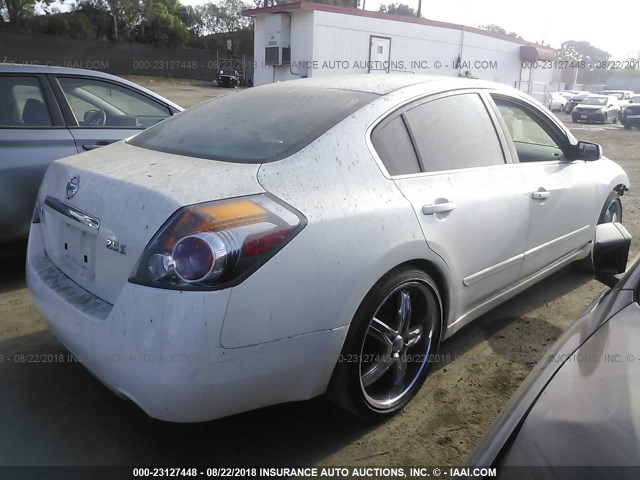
[130,195,306,290]
[242,226,293,257]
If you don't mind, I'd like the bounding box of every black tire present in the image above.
[601,113,607,125]
[624,124,631,130]
[560,105,565,112]
[326,267,442,420]
[575,191,623,272]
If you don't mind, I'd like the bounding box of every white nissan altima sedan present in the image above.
[27,75,629,422]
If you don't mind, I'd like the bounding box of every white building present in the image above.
[243,1,561,101]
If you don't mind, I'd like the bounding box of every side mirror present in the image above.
[593,223,631,288]
[576,141,602,161]
[630,99,635,104]
[608,104,614,108]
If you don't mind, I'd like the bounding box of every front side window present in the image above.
[0,76,52,127]
[405,93,505,172]
[57,77,170,129]
[492,97,565,162]
[371,115,421,176]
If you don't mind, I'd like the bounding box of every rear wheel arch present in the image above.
[327,260,447,418]
[354,258,450,343]
[399,259,450,340]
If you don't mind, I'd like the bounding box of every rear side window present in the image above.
[371,116,420,176]
[0,76,52,127]
[129,84,378,163]
[406,93,504,172]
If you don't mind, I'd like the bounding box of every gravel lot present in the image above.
[123,76,242,108]
[1,81,639,467]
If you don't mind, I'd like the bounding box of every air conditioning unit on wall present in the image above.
[265,46,291,66]
[264,13,290,66]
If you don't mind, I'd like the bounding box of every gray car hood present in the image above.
[498,299,640,467]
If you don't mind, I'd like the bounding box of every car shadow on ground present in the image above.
[434,265,595,373]
[0,244,26,294]
[0,254,594,466]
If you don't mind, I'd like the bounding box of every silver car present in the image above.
[0,64,183,245]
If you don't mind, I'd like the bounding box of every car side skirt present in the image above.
[443,243,590,339]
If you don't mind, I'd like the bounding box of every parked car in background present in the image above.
[557,91,575,101]
[27,75,628,423]
[564,92,591,113]
[598,90,634,120]
[598,90,634,107]
[571,95,620,124]
[547,92,568,112]
[0,64,183,245]
[622,96,640,129]
[216,69,241,87]
[467,222,637,478]
[559,90,589,100]
[620,94,640,125]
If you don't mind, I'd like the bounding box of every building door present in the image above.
[369,36,391,73]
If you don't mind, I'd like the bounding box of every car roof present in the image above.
[284,74,508,95]
[0,63,184,111]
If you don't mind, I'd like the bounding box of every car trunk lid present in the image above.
[37,141,264,305]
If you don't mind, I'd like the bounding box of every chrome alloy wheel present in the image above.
[359,281,437,410]
[603,198,622,223]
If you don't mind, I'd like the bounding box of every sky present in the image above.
[178,0,639,60]
[47,0,639,59]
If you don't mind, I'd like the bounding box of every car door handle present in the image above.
[422,201,457,215]
[531,190,550,200]
[83,141,113,151]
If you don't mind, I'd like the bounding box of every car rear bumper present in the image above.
[572,111,606,122]
[622,115,640,127]
[26,224,347,422]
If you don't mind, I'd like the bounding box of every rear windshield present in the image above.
[129,84,378,163]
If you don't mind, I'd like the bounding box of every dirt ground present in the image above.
[1,85,639,467]
[123,76,241,108]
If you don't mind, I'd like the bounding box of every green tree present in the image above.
[379,2,416,17]
[74,0,114,39]
[136,0,188,47]
[560,40,611,64]
[201,0,249,35]
[177,4,205,38]
[103,0,142,40]
[1,0,51,26]
[478,24,522,39]
[23,11,96,39]
[73,0,142,41]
